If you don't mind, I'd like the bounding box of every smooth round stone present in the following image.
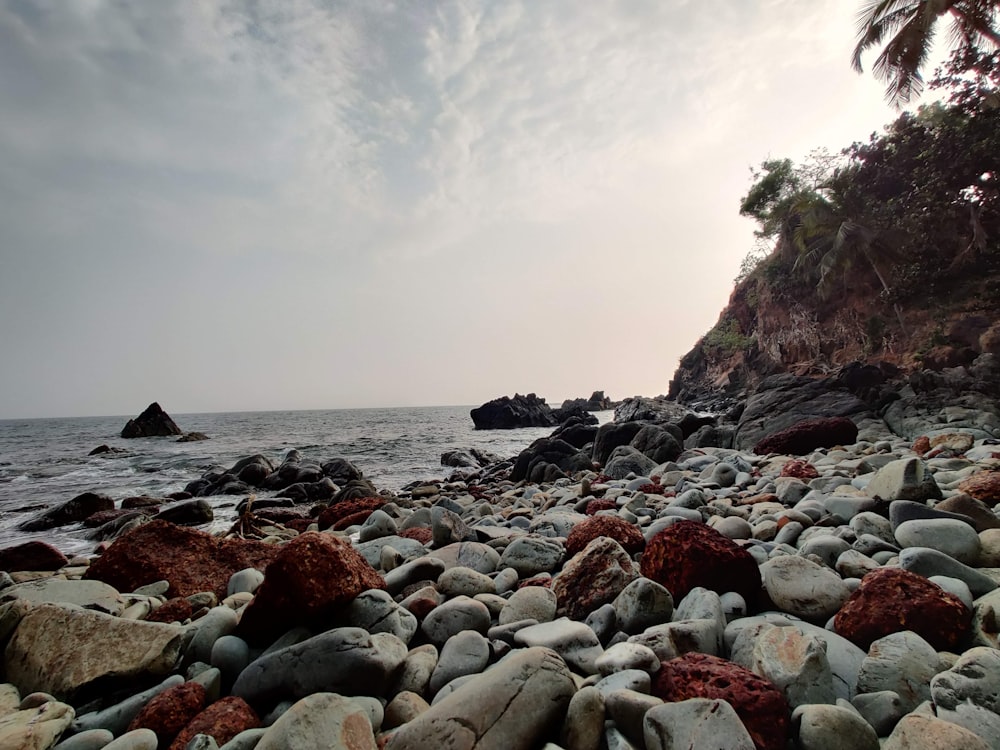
[227,568,265,597]
[383,557,446,596]
[560,685,605,750]
[823,495,878,521]
[935,700,1000,749]
[347,589,418,644]
[436,567,495,597]
[866,458,941,504]
[474,593,507,619]
[612,577,674,635]
[674,586,724,623]
[894,519,981,564]
[899,547,998,597]
[585,604,618,646]
[712,516,753,540]
[931,647,1000,713]
[392,644,438,696]
[850,512,895,543]
[498,537,565,578]
[594,642,660,676]
[593,669,650,698]
[798,536,852,568]
[210,635,250,686]
[793,703,879,750]
[929,575,974,608]
[889,500,975,532]
[604,689,662,746]
[383,691,431,730]
[421,596,491,645]
[760,555,851,621]
[853,533,900,557]
[51,729,115,750]
[514,618,604,675]
[835,549,880,578]
[101,728,158,750]
[857,631,938,713]
[774,521,805,546]
[719,592,747,623]
[359,509,399,542]
[978,529,1000,566]
[218,728,267,749]
[255,692,376,750]
[499,585,557,626]
[644,698,754,750]
[185,606,238,664]
[850,690,904,737]
[493,567,519,594]
[428,630,491,694]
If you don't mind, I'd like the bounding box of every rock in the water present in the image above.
[470,394,557,430]
[652,652,790,750]
[121,402,183,438]
[236,532,385,645]
[640,520,760,604]
[833,567,971,651]
[753,417,858,456]
[552,537,637,621]
[0,541,68,572]
[4,603,186,702]
[382,647,576,750]
[760,555,851,621]
[153,500,214,527]
[19,492,114,532]
[255,692,376,750]
[84,520,277,600]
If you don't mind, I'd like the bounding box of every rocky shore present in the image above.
[1,368,1000,749]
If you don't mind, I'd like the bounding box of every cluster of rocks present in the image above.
[470,393,601,430]
[2,407,1000,749]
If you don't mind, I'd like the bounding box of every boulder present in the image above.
[509,438,592,483]
[565,515,645,557]
[255,693,376,750]
[613,397,690,424]
[0,541,68,572]
[470,394,557,429]
[552,537,637,621]
[592,422,645,466]
[121,402,183,438]
[629,424,682,464]
[84,520,278,600]
[18,492,114,532]
[0,579,124,616]
[753,416,859,456]
[127,681,207,748]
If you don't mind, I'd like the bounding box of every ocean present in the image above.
[0,406,613,557]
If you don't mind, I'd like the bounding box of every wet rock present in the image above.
[471,394,558,430]
[19,492,114,532]
[153,500,214,527]
[552,537,637,621]
[121,403,183,438]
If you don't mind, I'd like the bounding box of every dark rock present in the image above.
[678,412,717,439]
[331,478,380,503]
[176,432,209,442]
[441,450,481,468]
[153,499,214,526]
[88,511,150,541]
[122,496,163,510]
[121,402,183,439]
[833,567,972,651]
[550,416,599,449]
[167,697,258,750]
[935,494,1000,531]
[19,492,115,531]
[84,508,151,528]
[0,540,68,572]
[88,444,127,456]
[128,680,207,747]
[470,393,557,429]
[565,515,645,557]
[753,416,859,456]
[653,652,790,750]
[640,520,760,604]
[630,424,682,463]
[320,457,364,484]
[510,437,593,483]
[684,424,736,450]
[84,520,278,600]
[561,391,614,411]
[614,396,691,424]
[236,532,386,646]
[229,455,276,487]
[551,403,598,425]
[604,445,656,480]
[592,422,645,465]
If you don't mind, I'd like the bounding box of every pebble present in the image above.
[420,595,491,645]
[792,703,879,750]
[561,686,605,750]
[514,618,604,675]
[643,698,755,750]
[612,577,674,634]
[894,518,982,564]
[760,555,851,621]
[428,630,490,694]
[499,585,557,626]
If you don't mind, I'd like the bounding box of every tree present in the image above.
[852,0,1000,107]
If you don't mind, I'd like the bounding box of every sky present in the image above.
[0,0,921,418]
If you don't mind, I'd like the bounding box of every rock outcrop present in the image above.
[121,402,183,438]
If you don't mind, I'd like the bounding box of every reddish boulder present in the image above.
[128,681,206,746]
[780,460,819,479]
[168,697,259,750]
[958,470,1000,504]
[565,515,645,557]
[585,499,617,515]
[84,520,278,600]
[0,540,68,572]
[236,532,385,645]
[640,520,760,604]
[913,435,931,455]
[316,497,384,531]
[146,597,194,624]
[653,652,789,750]
[553,537,637,620]
[833,567,971,651]
[753,417,858,456]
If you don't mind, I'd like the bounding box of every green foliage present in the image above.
[703,317,754,356]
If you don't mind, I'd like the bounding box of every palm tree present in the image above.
[853,0,1000,107]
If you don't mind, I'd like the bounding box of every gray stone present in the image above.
[437,567,496,597]
[857,631,937,713]
[792,703,879,750]
[431,506,476,547]
[383,647,576,750]
[359,509,398,542]
[835,549,881,578]
[604,689,662,748]
[594,642,660,676]
[71,674,185,736]
[232,627,408,705]
[797,536,852,568]
[52,728,115,750]
[499,586,557,626]
[593,669,650,698]
[935,701,1000,750]
[851,690,904,737]
[894,519,981,564]
[889,499,977,532]
[209,635,250,688]
[643,698,755,750]
[186,606,238,665]
[383,556,446,596]
[356,536,427,569]
[850,512,895,543]
[612,577,674,635]
[183,735,218,750]
[883,713,990,750]
[429,630,491,694]
[731,623,836,707]
[899,547,998,596]
[430,542,502,574]
[218,728,267,750]
[514,618,604,675]
[0,579,124,616]
[605,446,656,480]
[865,458,942,503]
[226,568,265,597]
[421,595,491,645]
[392,644,438,696]
[255,693,376,749]
[760,555,851,621]
[930,646,1000,713]
[346,589,419,644]
[604,725,640,750]
[189,667,222,703]
[560,686,605,750]
[499,537,564,578]
[101,728,158,750]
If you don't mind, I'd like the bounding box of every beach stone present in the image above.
[232,627,407,707]
[930,575,974,607]
[514,618,604,675]
[317,497,384,532]
[594,670,650,698]
[674,586,725,623]
[611,577,674,634]
[102,728,159,750]
[935,701,1000,750]
[753,417,858,456]
[930,646,1000,712]
[382,647,576,750]
[384,691,430,730]
[565,515,645,557]
[640,520,760,604]
[604,689,661,747]
[797,535,852,568]
[865,458,942,503]
[226,569,264,597]
[792,703,878,750]
[236,531,385,645]
[51,728,115,749]
[127,681,207,748]
[0,579,124,616]
[833,567,972,651]
[594,642,660,675]
[168,697,258,750]
[0,541,68,572]
[345,589,418,644]
[359,509,398,542]
[392,645,438,697]
[851,690,905,737]
[935,494,1000,531]
[84,520,277,600]
[653,652,789,750]
[499,586,557,626]
[429,630,490,694]
[553,537,637,621]
[436,567,495,597]
[605,446,657,480]
[730,623,836,707]
[70,675,185,737]
[643,697,755,750]
[383,557,445,596]
[899,546,998,597]
[894,519,981,564]
[430,506,476,547]
[254,692,375,750]
[5,603,186,702]
[888,500,975,532]
[429,542,501,574]
[883,713,990,750]
[561,685,604,750]
[959,470,1000,503]
[19,492,115,532]
[499,537,564,578]
[760,555,851,621]
[210,636,250,687]
[421,595,491,645]
[857,631,937,713]
[0,700,75,750]
[186,606,238,665]
[712,515,753,540]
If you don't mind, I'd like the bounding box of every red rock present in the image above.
[168,697,259,750]
[736,493,780,507]
[0,540,68,572]
[565,515,645,557]
[316,497,384,531]
[653,652,789,750]
[913,435,931,455]
[236,531,386,645]
[398,527,433,544]
[517,576,553,589]
[753,417,858,456]
[584,499,617,515]
[958,470,1000,504]
[145,597,194,624]
[640,520,760,604]
[128,681,206,746]
[553,537,637,620]
[84,520,278,600]
[780,460,819,479]
[833,567,971,651]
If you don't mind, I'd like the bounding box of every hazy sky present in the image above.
[1,1,914,418]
